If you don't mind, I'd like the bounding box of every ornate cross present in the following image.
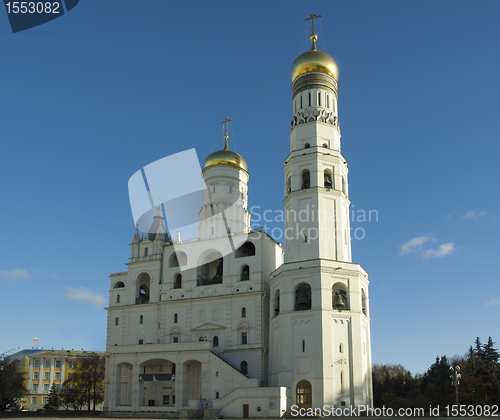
[305,13,322,32]
[222,117,232,140]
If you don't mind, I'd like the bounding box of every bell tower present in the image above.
[284,13,351,264]
[269,15,373,411]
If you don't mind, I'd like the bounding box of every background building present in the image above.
[7,349,105,411]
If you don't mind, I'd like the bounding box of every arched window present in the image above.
[144,248,148,257]
[213,336,219,347]
[114,281,125,289]
[235,242,255,258]
[241,265,250,281]
[295,283,311,311]
[322,143,328,148]
[199,337,205,341]
[240,361,248,375]
[116,294,120,304]
[332,283,348,310]
[174,313,178,323]
[361,289,367,316]
[324,170,333,189]
[274,289,280,316]
[302,170,310,190]
[241,307,246,318]
[115,317,119,326]
[139,315,143,324]
[174,274,182,289]
[287,176,291,195]
[304,143,310,149]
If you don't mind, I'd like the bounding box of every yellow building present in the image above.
[7,349,105,411]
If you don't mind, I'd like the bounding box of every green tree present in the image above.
[44,384,61,410]
[65,353,105,410]
[0,359,25,411]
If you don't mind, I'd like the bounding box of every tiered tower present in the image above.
[268,15,373,410]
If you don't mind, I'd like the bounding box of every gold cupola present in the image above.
[290,32,339,82]
[291,14,339,99]
[203,118,248,172]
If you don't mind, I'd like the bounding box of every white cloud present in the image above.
[0,268,31,281]
[463,210,487,220]
[50,272,62,280]
[423,242,456,259]
[65,287,107,308]
[399,236,435,255]
[486,299,500,306]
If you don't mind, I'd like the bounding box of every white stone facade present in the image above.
[104,28,373,418]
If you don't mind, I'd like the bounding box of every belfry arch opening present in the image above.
[332,282,348,310]
[295,283,311,311]
[136,273,151,304]
[197,251,223,286]
[324,169,333,189]
[235,242,255,258]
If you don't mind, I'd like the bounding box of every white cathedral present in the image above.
[104,18,373,418]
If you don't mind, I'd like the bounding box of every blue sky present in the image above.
[1,0,499,376]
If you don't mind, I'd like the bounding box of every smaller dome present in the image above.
[203,140,248,172]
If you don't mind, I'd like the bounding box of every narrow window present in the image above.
[174,274,182,289]
[174,313,178,323]
[229,185,232,194]
[242,307,246,318]
[308,92,311,106]
[240,361,248,374]
[318,91,321,106]
[300,95,303,109]
[140,315,143,324]
[115,317,119,326]
[302,170,310,189]
[241,332,248,344]
[302,339,306,352]
[139,339,143,345]
[327,94,330,109]
[339,343,343,353]
[213,336,219,347]
[116,294,120,304]
[215,392,220,399]
[144,248,148,256]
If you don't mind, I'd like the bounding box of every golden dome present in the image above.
[203,140,248,172]
[290,33,339,81]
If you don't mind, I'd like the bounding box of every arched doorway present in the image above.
[296,380,312,409]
